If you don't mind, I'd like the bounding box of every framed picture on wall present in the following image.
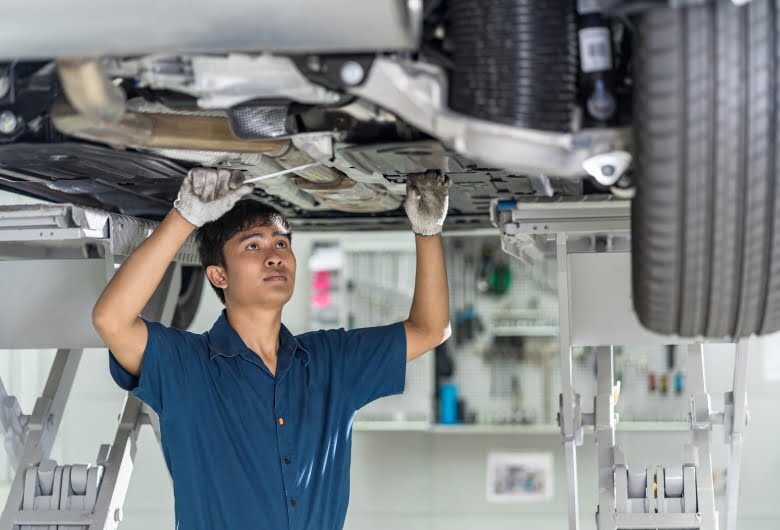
[486,452,554,503]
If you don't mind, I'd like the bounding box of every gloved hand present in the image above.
[403,170,451,236]
[174,168,254,227]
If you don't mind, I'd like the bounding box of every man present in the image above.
[92,167,451,529]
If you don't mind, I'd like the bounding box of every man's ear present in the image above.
[206,265,228,290]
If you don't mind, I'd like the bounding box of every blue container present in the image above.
[674,372,685,395]
[439,384,459,424]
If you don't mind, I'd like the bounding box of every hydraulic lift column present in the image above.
[491,198,750,530]
[0,204,199,529]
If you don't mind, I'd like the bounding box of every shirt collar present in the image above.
[207,310,310,366]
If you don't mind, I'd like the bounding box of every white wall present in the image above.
[1,203,779,529]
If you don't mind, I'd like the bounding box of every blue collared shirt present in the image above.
[109,311,407,530]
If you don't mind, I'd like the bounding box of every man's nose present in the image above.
[266,252,283,266]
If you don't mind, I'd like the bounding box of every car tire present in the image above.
[446,0,578,132]
[632,0,780,338]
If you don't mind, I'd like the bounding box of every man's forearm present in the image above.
[93,208,195,331]
[407,234,450,338]
[402,171,451,360]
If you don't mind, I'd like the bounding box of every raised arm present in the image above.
[92,169,252,376]
[402,171,452,362]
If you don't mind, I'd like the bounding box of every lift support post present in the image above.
[0,204,199,530]
[492,197,750,530]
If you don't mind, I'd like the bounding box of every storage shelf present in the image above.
[491,325,559,337]
[352,421,690,434]
[429,424,559,435]
[352,420,429,432]
[612,421,689,432]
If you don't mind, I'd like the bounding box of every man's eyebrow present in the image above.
[238,232,264,242]
[237,231,291,242]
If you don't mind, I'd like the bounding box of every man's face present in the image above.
[212,222,296,309]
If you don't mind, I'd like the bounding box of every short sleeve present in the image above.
[108,319,191,418]
[325,322,407,411]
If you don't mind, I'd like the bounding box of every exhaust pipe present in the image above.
[57,58,126,125]
[51,100,290,154]
[53,58,290,155]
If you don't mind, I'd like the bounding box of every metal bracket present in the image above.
[490,197,631,263]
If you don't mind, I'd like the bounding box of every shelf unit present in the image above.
[351,421,690,435]
[491,325,559,337]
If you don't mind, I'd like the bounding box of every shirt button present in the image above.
[284,457,291,465]
[278,418,284,426]
[290,499,297,507]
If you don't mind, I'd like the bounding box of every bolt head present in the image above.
[0,111,18,134]
[601,165,615,177]
[340,61,365,86]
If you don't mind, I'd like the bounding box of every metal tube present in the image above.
[595,346,617,530]
[57,58,126,124]
[244,162,322,184]
[556,232,580,530]
[90,396,145,530]
[145,112,290,154]
[730,341,749,437]
[51,100,291,154]
[687,343,718,530]
[725,340,750,530]
[55,56,290,154]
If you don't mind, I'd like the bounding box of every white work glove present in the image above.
[404,170,451,236]
[174,168,254,227]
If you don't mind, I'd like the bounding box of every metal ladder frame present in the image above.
[0,204,199,529]
[491,198,750,530]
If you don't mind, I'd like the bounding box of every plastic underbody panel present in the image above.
[0,141,584,230]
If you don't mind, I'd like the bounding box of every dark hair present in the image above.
[195,199,292,304]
